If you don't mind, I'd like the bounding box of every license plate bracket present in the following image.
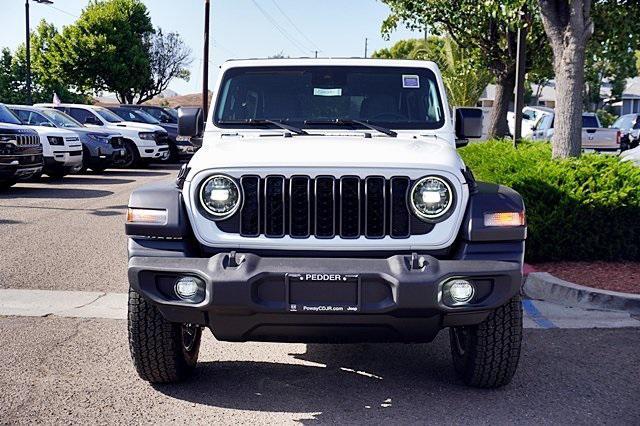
[286,273,360,313]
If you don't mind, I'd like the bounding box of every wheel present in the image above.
[116,140,140,168]
[127,288,202,383]
[0,180,16,190]
[449,295,523,388]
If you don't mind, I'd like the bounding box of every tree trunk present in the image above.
[552,43,586,157]
[487,71,516,139]
[538,0,594,158]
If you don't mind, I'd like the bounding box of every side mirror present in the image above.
[178,107,204,139]
[455,107,483,147]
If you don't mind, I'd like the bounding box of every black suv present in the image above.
[0,121,43,189]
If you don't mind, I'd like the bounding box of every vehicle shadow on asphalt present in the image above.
[43,177,136,185]
[0,187,113,199]
[99,170,173,178]
[152,329,640,424]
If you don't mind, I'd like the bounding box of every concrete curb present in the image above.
[524,272,640,314]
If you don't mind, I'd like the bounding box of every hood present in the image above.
[26,125,79,137]
[111,121,165,132]
[187,134,465,175]
[0,123,37,135]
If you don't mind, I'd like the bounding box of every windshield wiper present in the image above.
[218,119,308,135]
[304,119,397,137]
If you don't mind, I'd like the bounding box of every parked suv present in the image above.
[10,105,125,173]
[108,106,195,161]
[0,104,82,178]
[126,59,526,388]
[0,121,43,189]
[119,104,178,125]
[36,103,169,167]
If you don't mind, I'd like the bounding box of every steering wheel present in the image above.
[370,112,408,121]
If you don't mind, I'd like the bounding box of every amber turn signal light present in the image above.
[483,212,525,227]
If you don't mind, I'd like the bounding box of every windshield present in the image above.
[0,104,22,125]
[94,107,124,123]
[214,66,445,130]
[41,109,83,128]
[131,109,161,124]
[163,108,178,120]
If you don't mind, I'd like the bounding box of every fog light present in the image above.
[443,279,475,305]
[174,276,203,301]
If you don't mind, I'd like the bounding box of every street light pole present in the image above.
[202,0,210,117]
[25,0,31,104]
[24,0,53,105]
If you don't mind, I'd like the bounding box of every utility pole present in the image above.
[364,38,368,58]
[24,0,53,105]
[202,0,210,117]
[25,0,31,104]
[513,14,528,147]
[314,50,318,58]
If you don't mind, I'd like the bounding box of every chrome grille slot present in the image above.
[232,175,431,239]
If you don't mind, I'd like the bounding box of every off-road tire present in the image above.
[449,295,523,388]
[128,288,202,383]
[117,140,140,168]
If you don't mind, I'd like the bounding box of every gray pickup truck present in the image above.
[531,111,621,152]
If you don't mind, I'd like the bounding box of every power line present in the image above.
[269,0,320,52]
[45,4,79,18]
[250,0,312,56]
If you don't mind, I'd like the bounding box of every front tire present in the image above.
[128,288,202,383]
[117,140,141,168]
[0,180,16,190]
[449,295,523,388]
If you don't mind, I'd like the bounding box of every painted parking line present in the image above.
[522,299,557,329]
[0,289,639,328]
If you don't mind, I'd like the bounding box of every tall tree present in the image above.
[538,0,594,158]
[584,1,640,111]
[381,0,545,138]
[52,0,154,103]
[135,29,192,104]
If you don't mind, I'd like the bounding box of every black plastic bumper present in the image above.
[128,252,522,343]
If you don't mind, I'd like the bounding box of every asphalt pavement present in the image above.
[1,165,639,425]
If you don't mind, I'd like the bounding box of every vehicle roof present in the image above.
[219,58,441,72]
[35,103,104,109]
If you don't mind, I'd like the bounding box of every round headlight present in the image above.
[199,175,241,218]
[410,176,454,221]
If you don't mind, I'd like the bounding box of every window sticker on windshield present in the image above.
[313,88,342,97]
[402,75,420,88]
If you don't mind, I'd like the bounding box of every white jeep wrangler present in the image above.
[126,59,526,388]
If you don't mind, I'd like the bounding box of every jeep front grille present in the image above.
[0,134,40,147]
[219,175,433,239]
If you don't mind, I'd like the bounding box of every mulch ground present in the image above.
[529,262,640,294]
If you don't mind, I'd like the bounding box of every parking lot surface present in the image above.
[1,166,639,424]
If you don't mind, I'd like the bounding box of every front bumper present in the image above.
[128,253,522,343]
[138,145,169,160]
[47,149,83,167]
[87,146,126,168]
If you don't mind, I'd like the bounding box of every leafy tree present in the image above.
[636,51,640,74]
[537,0,594,158]
[374,37,492,106]
[584,2,640,111]
[52,0,154,103]
[135,29,191,104]
[0,21,88,104]
[381,0,546,138]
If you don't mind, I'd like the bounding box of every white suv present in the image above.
[0,103,82,178]
[36,104,170,167]
[125,59,528,389]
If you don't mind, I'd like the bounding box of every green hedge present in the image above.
[459,141,640,262]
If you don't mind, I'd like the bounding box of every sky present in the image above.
[0,0,424,96]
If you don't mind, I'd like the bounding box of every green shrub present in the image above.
[460,141,640,262]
